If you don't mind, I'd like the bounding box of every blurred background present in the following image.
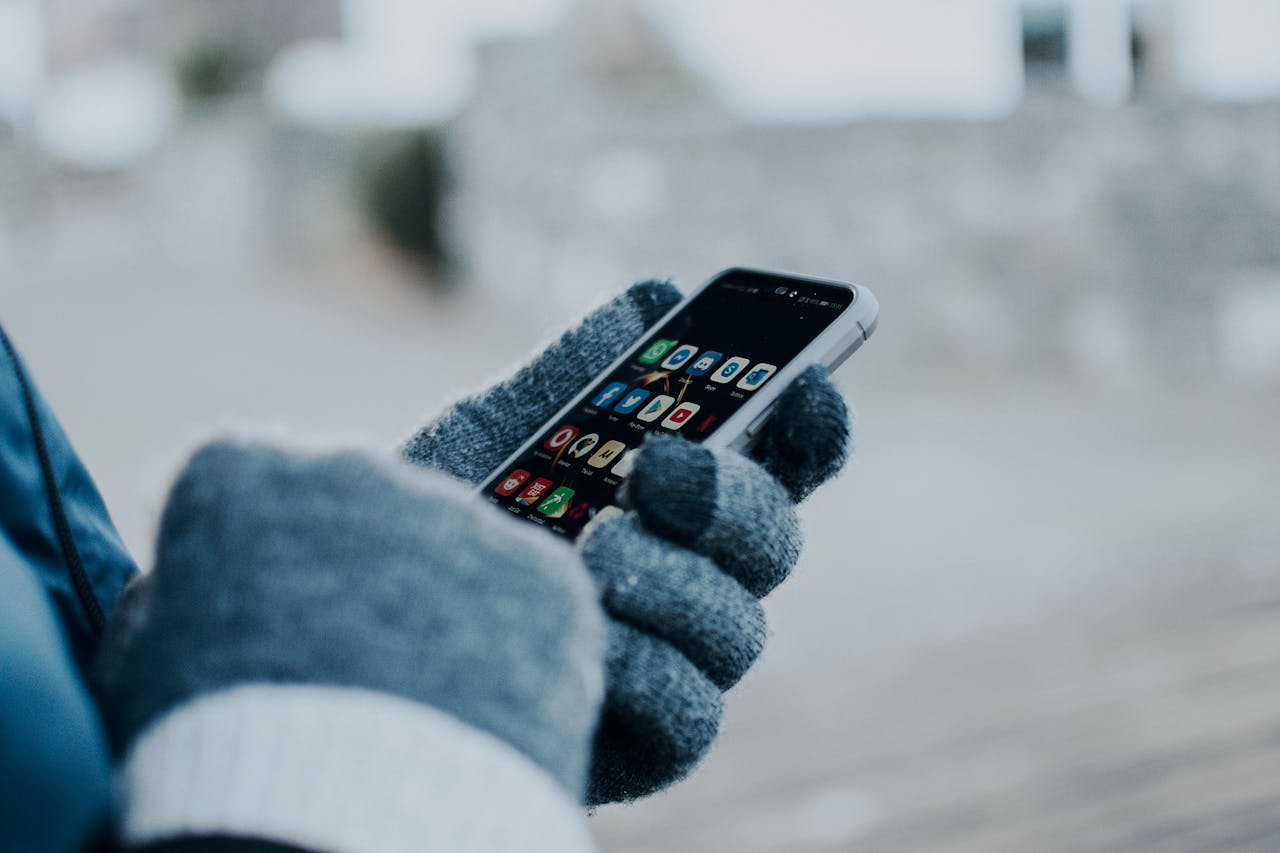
[2,0,1279,849]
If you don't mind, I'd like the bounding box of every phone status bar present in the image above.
[717,274,850,311]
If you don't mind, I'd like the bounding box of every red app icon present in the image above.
[543,425,579,452]
[696,415,718,434]
[494,469,531,496]
[515,477,554,506]
[566,499,594,521]
[661,402,700,430]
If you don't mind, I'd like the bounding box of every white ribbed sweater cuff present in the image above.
[121,684,595,853]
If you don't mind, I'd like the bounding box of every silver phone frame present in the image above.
[477,267,879,507]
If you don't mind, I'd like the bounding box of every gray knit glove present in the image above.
[94,442,605,852]
[403,281,852,805]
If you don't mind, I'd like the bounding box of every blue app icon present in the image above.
[592,382,628,408]
[686,351,723,377]
[614,388,652,414]
[661,344,698,370]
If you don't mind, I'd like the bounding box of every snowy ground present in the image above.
[5,252,1279,851]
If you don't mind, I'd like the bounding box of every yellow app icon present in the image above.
[587,440,626,468]
[610,451,637,478]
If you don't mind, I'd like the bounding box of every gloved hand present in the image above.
[403,281,852,804]
[94,442,605,852]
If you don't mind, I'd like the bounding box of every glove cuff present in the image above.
[121,684,597,853]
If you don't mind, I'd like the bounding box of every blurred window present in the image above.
[1022,4,1068,70]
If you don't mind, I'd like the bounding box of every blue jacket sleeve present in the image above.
[0,323,139,851]
[0,325,138,671]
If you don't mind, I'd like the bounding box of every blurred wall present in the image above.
[453,12,1280,379]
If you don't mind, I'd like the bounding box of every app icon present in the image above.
[635,394,675,422]
[661,402,701,429]
[591,382,628,408]
[614,388,652,414]
[536,486,576,518]
[494,469,530,496]
[515,477,553,505]
[686,351,723,377]
[696,415,718,434]
[736,363,777,391]
[610,451,637,478]
[566,499,594,521]
[542,424,579,452]
[661,344,698,370]
[637,338,677,365]
[711,356,750,384]
[588,440,627,468]
[567,433,600,458]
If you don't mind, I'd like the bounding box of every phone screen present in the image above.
[480,270,856,539]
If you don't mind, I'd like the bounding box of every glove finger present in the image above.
[749,365,852,503]
[586,620,721,806]
[581,516,765,690]
[403,280,681,483]
[624,434,801,598]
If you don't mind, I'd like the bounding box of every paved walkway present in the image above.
[593,580,1280,852]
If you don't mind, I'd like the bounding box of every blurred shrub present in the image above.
[175,37,252,103]
[355,130,452,279]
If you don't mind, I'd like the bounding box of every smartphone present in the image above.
[478,268,878,540]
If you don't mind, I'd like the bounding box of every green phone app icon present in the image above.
[637,338,676,365]
[536,486,576,518]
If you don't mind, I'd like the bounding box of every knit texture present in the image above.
[581,433,812,802]
[588,620,721,804]
[402,280,683,484]
[626,434,801,598]
[752,365,852,502]
[401,282,854,806]
[94,440,606,803]
[582,515,764,691]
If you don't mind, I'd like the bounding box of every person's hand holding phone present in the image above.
[404,281,854,804]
